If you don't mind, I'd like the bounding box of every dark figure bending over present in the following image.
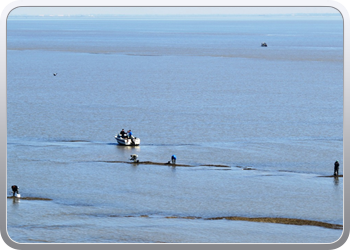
[171,155,176,164]
[11,185,19,197]
[334,161,339,176]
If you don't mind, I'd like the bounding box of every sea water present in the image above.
[6,15,343,243]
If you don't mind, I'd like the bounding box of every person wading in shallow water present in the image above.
[334,160,340,176]
[11,185,19,196]
[171,155,177,164]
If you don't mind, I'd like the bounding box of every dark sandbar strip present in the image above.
[318,175,343,178]
[99,160,230,168]
[97,161,341,175]
[166,216,342,230]
[205,216,342,230]
[107,214,342,230]
[7,196,52,200]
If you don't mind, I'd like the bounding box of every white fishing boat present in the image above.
[115,134,140,146]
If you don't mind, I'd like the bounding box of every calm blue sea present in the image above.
[6,15,343,243]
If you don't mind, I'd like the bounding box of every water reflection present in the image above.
[333,176,339,186]
[11,197,20,205]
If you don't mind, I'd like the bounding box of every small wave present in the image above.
[55,139,92,143]
[143,143,199,147]
[126,53,161,57]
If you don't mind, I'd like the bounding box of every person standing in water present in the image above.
[334,160,340,176]
[171,155,176,164]
[11,185,19,197]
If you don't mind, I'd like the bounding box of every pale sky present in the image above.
[9,6,341,16]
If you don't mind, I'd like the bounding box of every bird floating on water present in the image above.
[53,73,57,76]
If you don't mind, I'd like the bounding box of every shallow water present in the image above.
[6,16,343,243]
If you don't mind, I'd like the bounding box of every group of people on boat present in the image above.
[119,129,133,139]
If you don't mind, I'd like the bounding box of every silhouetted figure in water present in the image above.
[171,155,176,164]
[334,161,339,176]
[11,185,19,196]
[130,154,139,163]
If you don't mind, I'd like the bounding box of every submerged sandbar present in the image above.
[7,196,52,200]
[106,214,342,230]
[205,216,343,230]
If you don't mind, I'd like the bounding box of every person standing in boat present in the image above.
[120,129,127,138]
[127,130,135,143]
[127,130,133,138]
